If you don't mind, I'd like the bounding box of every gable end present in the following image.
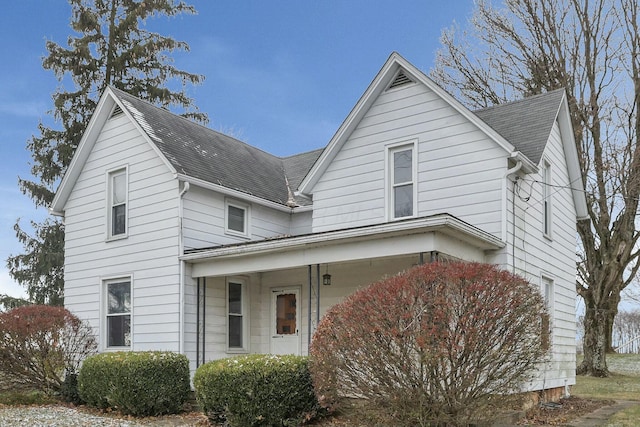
[110,104,124,119]
[387,69,414,90]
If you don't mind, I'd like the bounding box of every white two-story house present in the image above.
[51,52,588,396]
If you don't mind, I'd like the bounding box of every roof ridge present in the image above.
[473,88,565,114]
[280,147,325,160]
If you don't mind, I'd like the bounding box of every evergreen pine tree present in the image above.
[7,0,206,305]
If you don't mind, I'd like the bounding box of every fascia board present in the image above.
[178,174,296,213]
[512,151,538,174]
[298,52,521,195]
[50,89,117,216]
[395,55,519,158]
[556,94,589,220]
[298,53,400,195]
[181,214,504,262]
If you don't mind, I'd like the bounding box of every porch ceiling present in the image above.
[182,213,504,278]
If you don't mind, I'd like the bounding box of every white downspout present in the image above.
[503,159,522,273]
[178,182,190,354]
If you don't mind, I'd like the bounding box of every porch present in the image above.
[181,214,505,366]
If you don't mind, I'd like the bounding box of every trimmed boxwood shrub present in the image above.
[78,351,190,416]
[194,354,319,426]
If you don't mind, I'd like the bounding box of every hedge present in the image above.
[78,351,190,416]
[194,354,319,426]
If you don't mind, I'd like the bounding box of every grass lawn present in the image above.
[573,353,640,427]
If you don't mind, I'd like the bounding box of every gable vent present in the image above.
[110,105,124,118]
[387,69,414,90]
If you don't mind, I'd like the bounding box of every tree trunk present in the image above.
[578,296,609,377]
[605,292,620,353]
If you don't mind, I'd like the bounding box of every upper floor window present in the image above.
[105,278,131,349]
[542,160,552,238]
[225,200,250,237]
[388,143,416,219]
[108,168,127,238]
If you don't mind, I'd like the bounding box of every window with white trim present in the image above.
[105,278,131,348]
[108,168,127,238]
[225,200,249,237]
[227,279,248,351]
[388,144,416,219]
[541,277,554,350]
[542,160,552,237]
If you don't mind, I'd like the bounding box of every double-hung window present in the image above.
[108,168,127,238]
[227,279,248,351]
[105,279,131,348]
[388,143,416,219]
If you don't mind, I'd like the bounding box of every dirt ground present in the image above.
[519,396,614,425]
[307,396,615,426]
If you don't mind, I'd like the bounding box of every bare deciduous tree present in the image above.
[432,0,640,377]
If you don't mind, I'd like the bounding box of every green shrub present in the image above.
[194,354,319,426]
[60,371,82,404]
[78,351,190,416]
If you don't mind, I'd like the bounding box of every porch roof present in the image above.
[182,213,505,278]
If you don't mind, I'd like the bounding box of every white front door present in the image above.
[270,287,301,355]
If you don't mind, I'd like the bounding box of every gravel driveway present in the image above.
[0,405,206,426]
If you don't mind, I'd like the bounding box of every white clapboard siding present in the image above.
[202,277,228,361]
[63,114,182,352]
[290,211,312,235]
[254,256,419,356]
[490,120,578,389]
[182,185,292,250]
[312,82,505,236]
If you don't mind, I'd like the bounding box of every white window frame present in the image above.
[225,199,250,238]
[386,141,417,221]
[102,276,133,351]
[542,276,554,350]
[107,166,128,240]
[226,277,250,353]
[542,159,552,239]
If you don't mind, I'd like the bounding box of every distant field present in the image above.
[604,353,640,376]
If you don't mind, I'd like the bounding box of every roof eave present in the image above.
[178,173,299,213]
[181,213,505,262]
[512,151,538,174]
[556,94,589,220]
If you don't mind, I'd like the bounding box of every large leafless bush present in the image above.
[0,305,97,392]
[310,261,547,427]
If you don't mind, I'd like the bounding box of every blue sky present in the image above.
[0,1,478,299]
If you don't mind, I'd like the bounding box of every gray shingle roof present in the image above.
[111,87,320,206]
[282,149,324,190]
[474,89,565,165]
[110,86,564,206]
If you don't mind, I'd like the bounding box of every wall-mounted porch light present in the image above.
[323,264,331,286]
